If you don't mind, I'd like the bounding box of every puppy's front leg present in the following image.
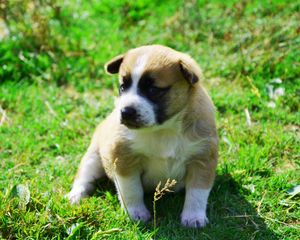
[181,185,210,228]
[115,172,150,222]
[181,148,217,228]
[68,143,105,204]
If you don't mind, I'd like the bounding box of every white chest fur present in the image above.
[127,119,203,190]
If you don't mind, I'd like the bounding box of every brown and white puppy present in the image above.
[67,45,218,228]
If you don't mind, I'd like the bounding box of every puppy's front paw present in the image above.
[126,204,151,222]
[67,185,87,204]
[181,210,208,228]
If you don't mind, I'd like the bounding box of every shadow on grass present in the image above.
[145,174,279,240]
[96,174,279,240]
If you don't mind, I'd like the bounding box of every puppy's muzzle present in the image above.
[121,106,141,129]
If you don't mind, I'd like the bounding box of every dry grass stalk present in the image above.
[153,179,177,230]
[0,105,10,126]
[154,179,177,201]
[45,101,57,117]
[244,108,252,127]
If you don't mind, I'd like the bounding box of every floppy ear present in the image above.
[179,56,202,85]
[104,54,124,74]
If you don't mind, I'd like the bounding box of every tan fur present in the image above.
[91,111,142,178]
[69,45,218,227]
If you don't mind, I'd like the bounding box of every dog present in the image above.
[67,45,218,228]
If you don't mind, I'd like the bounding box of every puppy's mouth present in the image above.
[121,118,144,129]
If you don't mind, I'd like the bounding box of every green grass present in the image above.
[0,0,299,239]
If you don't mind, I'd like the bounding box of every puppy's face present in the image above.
[105,45,202,129]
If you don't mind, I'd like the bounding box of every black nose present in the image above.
[121,107,137,121]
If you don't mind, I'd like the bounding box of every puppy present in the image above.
[67,45,218,228]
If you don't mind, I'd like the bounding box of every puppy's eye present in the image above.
[148,86,161,95]
[119,76,132,94]
[119,84,126,93]
[147,86,170,99]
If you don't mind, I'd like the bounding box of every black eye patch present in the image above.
[146,85,171,101]
[119,75,132,94]
[138,74,170,102]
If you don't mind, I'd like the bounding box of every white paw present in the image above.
[126,204,151,222]
[66,185,87,204]
[181,210,208,228]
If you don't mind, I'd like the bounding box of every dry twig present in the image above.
[153,179,177,230]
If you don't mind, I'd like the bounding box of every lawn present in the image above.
[0,0,299,239]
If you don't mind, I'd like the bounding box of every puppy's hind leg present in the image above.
[67,143,105,204]
[181,140,218,228]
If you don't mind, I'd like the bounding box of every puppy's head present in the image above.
[105,45,202,129]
